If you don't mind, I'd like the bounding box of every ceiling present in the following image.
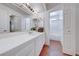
[2,3,60,16]
[2,3,45,16]
[30,3,45,13]
[2,3,30,16]
[45,3,60,10]
[29,3,60,12]
[29,3,60,13]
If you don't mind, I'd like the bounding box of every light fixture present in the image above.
[27,3,30,5]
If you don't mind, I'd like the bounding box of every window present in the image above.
[50,10,63,34]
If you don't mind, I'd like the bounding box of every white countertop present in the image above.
[0,31,44,54]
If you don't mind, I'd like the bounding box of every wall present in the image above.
[76,4,79,55]
[43,11,50,45]
[37,13,44,27]
[0,4,27,33]
[42,4,50,45]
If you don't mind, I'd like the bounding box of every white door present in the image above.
[25,18,31,31]
[62,4,75,55]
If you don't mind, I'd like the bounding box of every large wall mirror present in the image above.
[9,15,32,32]
[9,15,22,32]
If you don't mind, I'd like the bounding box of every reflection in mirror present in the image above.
[9,15,22,32]
[10,15,15,32]
[31,17,44,32]
[9,15,32,32]
[25,18,31,31]
[31,18,38,31]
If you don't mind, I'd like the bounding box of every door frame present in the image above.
[47,4,64,42]
[47,4,76,55]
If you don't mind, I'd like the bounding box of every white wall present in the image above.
[38,13,45,27]
[41,4,50,45]
[43,12,50,45]
[0,4,27,33]
[76,4,79,55]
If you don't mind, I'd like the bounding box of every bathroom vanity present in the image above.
[0,31,45,56]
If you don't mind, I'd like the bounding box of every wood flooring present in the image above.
[39,40,71,56]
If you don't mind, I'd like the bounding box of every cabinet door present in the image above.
[15,39,35,56]
[35,34,45,56]
[1,39,35,56]
[16,43,34,56]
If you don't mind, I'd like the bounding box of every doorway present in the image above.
[10,15,15,32]
[49,10,63,41]
[48,10,64,56]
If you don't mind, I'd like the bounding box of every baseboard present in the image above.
[76,54,79,56]
[62,49,75,56]
[50,39,61,42]
[63,53,72,56]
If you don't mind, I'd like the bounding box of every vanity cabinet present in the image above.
[16,40,35,56]
[1,39,35,56]
[0,33,45,56]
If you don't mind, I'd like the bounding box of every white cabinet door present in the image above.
[35,34,45,56]
[15,39,35,56]
[16,43,34,56]
[1,39,35,56]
